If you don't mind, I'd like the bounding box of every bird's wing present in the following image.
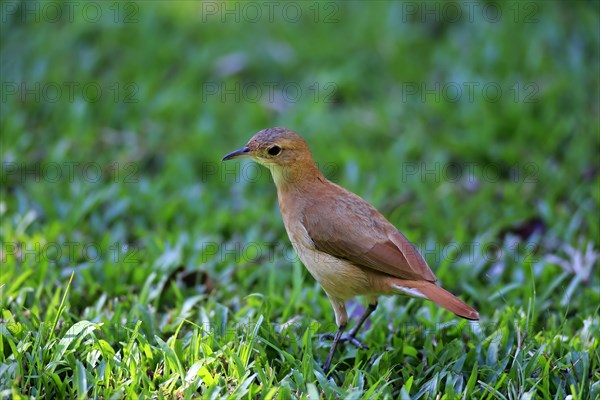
[301,190,437,282]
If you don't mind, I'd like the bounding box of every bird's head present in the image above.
[222,127,320,188]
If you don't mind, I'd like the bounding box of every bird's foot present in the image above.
[320,333,369,350]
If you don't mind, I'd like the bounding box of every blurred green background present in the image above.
[1,1,599,398]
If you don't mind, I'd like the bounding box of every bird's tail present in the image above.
[391,280,479,320]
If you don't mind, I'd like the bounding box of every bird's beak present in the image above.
[222,146,251,161]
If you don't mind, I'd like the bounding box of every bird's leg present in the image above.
[323,323,346,374]
[322,301,377,349]
[345,301,377,346]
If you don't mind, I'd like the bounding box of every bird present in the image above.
[222,127,479,374]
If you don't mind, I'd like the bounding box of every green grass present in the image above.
[1,1,599,398]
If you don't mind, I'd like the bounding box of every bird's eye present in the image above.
[268,145,282,156]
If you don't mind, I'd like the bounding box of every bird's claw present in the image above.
[320,333,369,350]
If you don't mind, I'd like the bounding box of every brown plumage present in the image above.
[223,127,479,373]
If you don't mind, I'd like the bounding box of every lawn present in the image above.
[1,1,599,399]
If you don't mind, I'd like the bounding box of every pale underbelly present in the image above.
[291,242,374,300]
